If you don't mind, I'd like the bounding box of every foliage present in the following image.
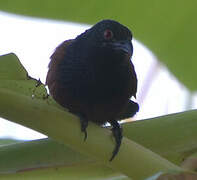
[0,53,197,179]
[0,1,197,179]
[0,0,197,90]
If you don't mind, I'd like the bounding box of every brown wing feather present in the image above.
[46,39,73,99]
[46,40,73,96]
[46,39,138,124]
[130,61,137,98]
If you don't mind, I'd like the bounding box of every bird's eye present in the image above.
[104,29,113,40]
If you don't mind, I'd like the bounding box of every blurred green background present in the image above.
[0,0,197,90]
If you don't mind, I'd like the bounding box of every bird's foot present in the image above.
[26,73,42,87]
[79,116,88,141]
[110,120,122,161]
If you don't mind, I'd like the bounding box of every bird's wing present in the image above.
[130,62,138,98]
[46,39,73,87]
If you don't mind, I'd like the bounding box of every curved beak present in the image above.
[112,40,133,56]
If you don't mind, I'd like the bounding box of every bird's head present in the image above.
[77,20,133,57]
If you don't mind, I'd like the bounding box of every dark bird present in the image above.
[46,20,139,161]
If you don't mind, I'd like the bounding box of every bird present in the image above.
[46,19,139,161]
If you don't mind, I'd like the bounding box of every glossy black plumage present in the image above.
[46,20,139,161]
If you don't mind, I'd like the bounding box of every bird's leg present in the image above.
[109,120,122,161]
[76,114,88,141]
[26,73,42,87]
[26,74,49,99]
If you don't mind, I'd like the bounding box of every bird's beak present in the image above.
[112,41,133,56]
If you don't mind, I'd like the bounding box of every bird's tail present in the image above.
[116,100,139,120]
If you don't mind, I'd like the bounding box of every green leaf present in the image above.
[0,1,197,90]
[0,139,23,146]
[0,53,27,80]
[0,139,90,173]
[0,54,190,179]
[0,162,129,180]
[1,107,197,174]
[1,53,197,179]
[0,139,130,180]
[123,111,197,165]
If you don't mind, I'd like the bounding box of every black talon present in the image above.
[109,120,122,161]
[35,78,42,87]
[79,115,88,141]
[26,74,42,87]
[27,73,45,99]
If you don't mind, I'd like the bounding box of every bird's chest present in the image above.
[82,55,132,104]
[59,46,132,102]
[93,63,129,90]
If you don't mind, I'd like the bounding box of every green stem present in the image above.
[0,88,184,179]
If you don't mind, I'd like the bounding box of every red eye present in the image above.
[104,29,113,40]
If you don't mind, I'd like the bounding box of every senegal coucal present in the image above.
[46,19,139,161]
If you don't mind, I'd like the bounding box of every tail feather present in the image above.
[116,100,139,120]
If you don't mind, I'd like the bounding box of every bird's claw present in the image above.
[110,121,122,161]
[80,117,88,141]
